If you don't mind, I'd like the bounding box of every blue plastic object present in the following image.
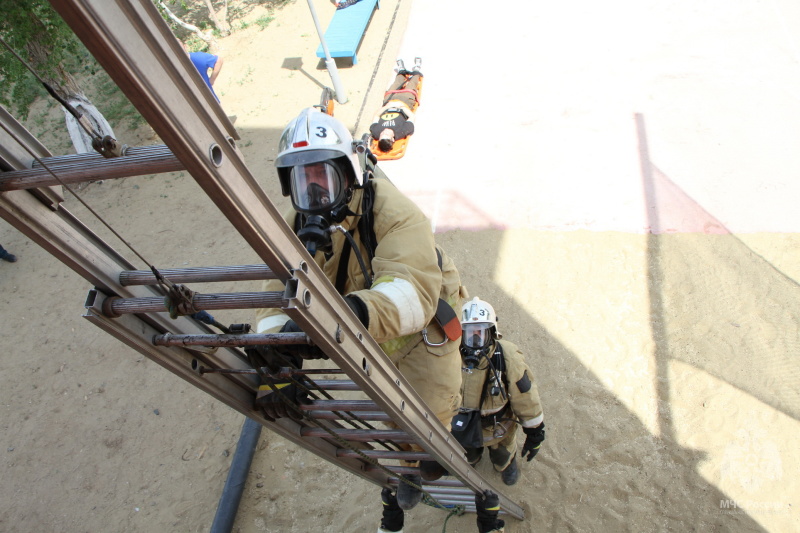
[315,0,380,65]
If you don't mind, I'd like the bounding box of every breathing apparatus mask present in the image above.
[291,160,353,255]
[275,108,365,256]
[459,297,500,372]
[460,323,494,370]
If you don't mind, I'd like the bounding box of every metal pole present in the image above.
[209,416,262,533]
[307,0,348,104]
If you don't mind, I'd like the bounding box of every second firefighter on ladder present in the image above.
[378,297,545,533]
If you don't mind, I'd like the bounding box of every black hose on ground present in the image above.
[210,416,263,533]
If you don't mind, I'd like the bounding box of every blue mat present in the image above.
[316,0,380,65]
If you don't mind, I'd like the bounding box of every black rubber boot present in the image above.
[396,474,422,510]
[419,460,448,481]
[476,490,506,533]
[379,488,404,532]
[501,457,519,486]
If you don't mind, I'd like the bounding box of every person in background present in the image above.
[184,43,224,102]
[369,58,422,153]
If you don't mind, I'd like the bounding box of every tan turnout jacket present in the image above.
[460,339,544,429]
[255,176,463,359]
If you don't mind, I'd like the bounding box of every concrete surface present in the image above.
[376,0,800,234]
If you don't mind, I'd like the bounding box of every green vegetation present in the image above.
[255,15,275,30]
[1,0,292,139]
[0,0,82,118]
[6,73,48,120]
[235,65,255,86]
[88,72,147,130]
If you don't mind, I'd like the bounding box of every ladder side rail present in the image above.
[0,105,63,207]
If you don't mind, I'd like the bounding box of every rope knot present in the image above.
[163,283,199,319]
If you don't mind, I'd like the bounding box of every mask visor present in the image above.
[290,162,342,214]
[462,323,492,349]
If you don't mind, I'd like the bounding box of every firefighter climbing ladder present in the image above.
[0,0,524,521]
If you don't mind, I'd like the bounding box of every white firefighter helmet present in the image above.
[275,108,363,217]
[460,297,501,350]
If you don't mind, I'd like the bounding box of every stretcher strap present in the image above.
[384,88,419,102]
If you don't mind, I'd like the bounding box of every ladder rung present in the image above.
[301,400,377,411]
[305,410,391,421]
[300,428,416,443]
[307,380,359,391]
[120,264,277,286]
[389,477,466,488]
[369,465,420,475]
[102,291,285,316]
[0,144,184,191]
[153,332,310,347]
[336,449,432,461]
[425,502,507,516]
[424,487,476,497]
[429,495,476,505]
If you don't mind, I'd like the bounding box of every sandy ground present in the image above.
[1,0,799,532]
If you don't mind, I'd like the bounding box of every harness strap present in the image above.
[481,403,511,429]
[385,88,418,99]
[335,181,376,293]
[479,342,510,425]
[335,229,355,294]
[357,181,377,264]
[384,89,419,105]
[491,342,506,373]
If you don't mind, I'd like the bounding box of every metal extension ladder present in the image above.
[0,0,524,521]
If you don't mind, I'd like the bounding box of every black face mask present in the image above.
[296,188,355,256]
[460,344,488,370]
[297,214,332,257]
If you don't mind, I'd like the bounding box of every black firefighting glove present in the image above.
[521,422,545,462]
[475,490,505,533]
[256,381,311,421]
[279,320,328,360]
[244,343,299,375]
[379,487,404,532]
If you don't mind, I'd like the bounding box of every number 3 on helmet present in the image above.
[460,297,501,350]
[275,108,365,218]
